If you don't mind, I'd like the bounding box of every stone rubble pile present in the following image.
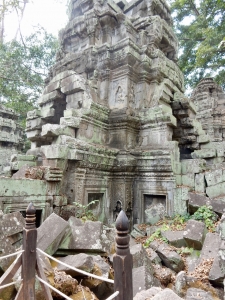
[1,209,225,299]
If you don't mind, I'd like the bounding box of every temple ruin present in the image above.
[1,0,225,226]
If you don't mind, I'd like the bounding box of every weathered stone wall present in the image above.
[1,0,225,225]
[0,105,24,175]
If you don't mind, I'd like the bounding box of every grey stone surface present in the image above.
[2,0,225,233]
[183,220,207,250]
[130,243,154,269]
[150,240,184,272]
[151,288,183,300]
[199,232,221,262]
[185,288,214,300]
[59,217,112,253]
[133,265,160,297]
[133,287,162,300]
[57,253,94,277]
[208,254,225,286]
[153,264,174,286]
[146,247,162,265]
[162,230,187,248]
[189,192,225,215]
[37,213,69,255]
[145,203,166,225]
[0,105,24,176]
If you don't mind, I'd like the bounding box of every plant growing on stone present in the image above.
[144,225,169,247]
[177,247,194,256]
[190,205,218,231]
[73,200,99,222]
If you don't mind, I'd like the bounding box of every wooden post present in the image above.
[22,203,37,300]
[113,210,133,300]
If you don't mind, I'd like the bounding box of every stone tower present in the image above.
[24,0,222,225]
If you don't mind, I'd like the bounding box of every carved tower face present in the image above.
[26,0,216,225]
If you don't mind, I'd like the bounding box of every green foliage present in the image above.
[190,205,217,231]
[73,200,99,222]
[0,27,59,128]
[169,0,225,91]
[177,247,194,256]
[144,224,169,247]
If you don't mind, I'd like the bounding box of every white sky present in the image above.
[4,0,69,40]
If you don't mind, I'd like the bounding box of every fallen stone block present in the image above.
[189,192,225,215]
[153,264,174,286]
[183,219,207,250]
[58,217,114,254]
[151,288,183,300]
[146,247,161,265]
[133,265,161,297]
[0,235,16,272]
[133,287,162,300]
[37,213,69,255]
[199,232,221,262]
[130,243,154,269]
[0,211,25,237]
[208,254,225,286]
[150,240,184,272]
[57,253,94,277]
[161,230,187,248]
[186,288,214,300]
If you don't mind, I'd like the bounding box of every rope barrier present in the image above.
[0,279,23,290]
[0,250,24,261]
[36,248,114,284]
[105,291,119,300]
[36,275,73,300]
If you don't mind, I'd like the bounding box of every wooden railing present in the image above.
[0,203,133,300]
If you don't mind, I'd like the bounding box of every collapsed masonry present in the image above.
[0,105,23,176]
[1,0,225,225]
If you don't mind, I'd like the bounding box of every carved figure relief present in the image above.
[115,86,124,103]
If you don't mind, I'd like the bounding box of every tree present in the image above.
[169,0,225,91]
[0,0,28,42]
[0,27,58,127]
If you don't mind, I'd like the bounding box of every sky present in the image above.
[5,0,69,41]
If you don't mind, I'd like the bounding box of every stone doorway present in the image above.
[87,193,104,219]
[143,194,166,225]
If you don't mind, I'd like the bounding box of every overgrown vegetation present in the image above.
[73,200,99,222]
[144,205,218,247]
[169,0,225,91]
[0,27,58,128]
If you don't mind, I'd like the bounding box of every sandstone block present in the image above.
[195,173,206,193]
[161,230,187,248]
[206,181,225,198]
[183,220,207,250]
[58,217,114,254]
[205,169,223,186]
[57,253,94,277]
[199,232,221,262]
[130,243,154,269]
[150,240,184,272]
[151,288,183,300]
[37,213,69,255]
[186,288,214,300]
[133,265,160,297]
[133,287,162,300]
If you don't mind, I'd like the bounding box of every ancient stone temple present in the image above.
[1,0,225,225]
[0,105,24,175]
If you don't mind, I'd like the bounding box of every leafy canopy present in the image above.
[0,27,58,127]
[169,0,225,91]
